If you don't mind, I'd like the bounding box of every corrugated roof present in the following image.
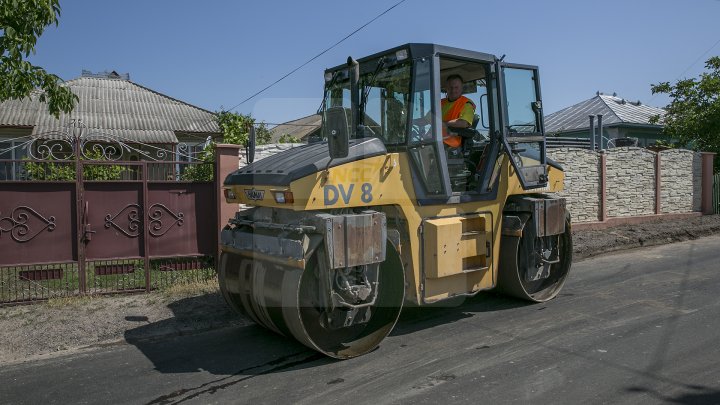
[0,76,220,144]
[269,114,322,142]
[544,94,665,134]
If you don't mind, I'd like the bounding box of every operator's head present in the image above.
[446,74,464,102]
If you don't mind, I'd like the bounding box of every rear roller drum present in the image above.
[498,212,572,302]
[219,244,405,359]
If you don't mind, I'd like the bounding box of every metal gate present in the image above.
[0,129,217,304]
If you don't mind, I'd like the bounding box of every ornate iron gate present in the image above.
[0,125,217,304]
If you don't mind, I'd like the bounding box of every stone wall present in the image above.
[659,149,702,213]
[548,147,703,223]
[605,147,656,217]
[546,149,600,222]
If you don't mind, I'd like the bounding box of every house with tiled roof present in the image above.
[269,113,321,143]
[0,70,220,164]
[544,92,669,148]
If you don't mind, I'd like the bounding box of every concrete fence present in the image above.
[547,147,714,226]
[217,143,715,228]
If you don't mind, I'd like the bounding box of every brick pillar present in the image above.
[215,144,241,260]
[655,152,662,215]
[701,152,716,215]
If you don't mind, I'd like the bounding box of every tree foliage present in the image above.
[181,111,273,181]
[651,56,720,170]
[278,133,300,143]
[216,111,271,146]
[0,0,78,117]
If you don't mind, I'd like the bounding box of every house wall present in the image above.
[548,126,667,147]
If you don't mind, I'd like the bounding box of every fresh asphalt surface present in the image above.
[2,235,719,405]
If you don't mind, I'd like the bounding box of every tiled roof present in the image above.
[269,114,321,142]
[545,94,665,134]
[0,76,220,144]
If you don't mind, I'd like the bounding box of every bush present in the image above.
[24,150,124,181]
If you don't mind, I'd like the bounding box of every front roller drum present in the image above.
[498,212,572,302]
[219,248,405,359]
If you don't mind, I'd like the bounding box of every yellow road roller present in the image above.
[220,44,572,358]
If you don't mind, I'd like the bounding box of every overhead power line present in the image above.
[223,0,408,113]
[650,36,720,105]
[672,36,720,82]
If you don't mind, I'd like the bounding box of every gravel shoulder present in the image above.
[2,214,719,365]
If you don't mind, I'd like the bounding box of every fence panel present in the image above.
[0,182,77,266]
[1,132,218,305]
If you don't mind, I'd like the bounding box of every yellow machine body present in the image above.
[223,152,565,305]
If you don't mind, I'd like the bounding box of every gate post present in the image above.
[701,152,716,215]
[215,144,242,262]
[74,129,87,294]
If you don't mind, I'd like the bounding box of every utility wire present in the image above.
[222,0,407,113]
[672,36,720,82]
[650,36,720,104]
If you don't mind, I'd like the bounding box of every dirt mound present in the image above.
[573,214,720,260]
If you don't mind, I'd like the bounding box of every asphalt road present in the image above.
[2,235,720,405]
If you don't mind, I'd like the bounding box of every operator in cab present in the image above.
[441,74,475,148]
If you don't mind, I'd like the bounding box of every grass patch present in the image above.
[160,276,219,299]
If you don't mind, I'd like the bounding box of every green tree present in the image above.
[278,133,300,143]
[0,0,78,117]
[651,56,720,171]
[181,111,272,181]
[216,110,271,146]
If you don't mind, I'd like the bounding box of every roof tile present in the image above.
[0,77,220,144]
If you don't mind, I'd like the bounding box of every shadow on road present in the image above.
[626,385,720,404]
[124,290,532,378]
[392,291,533,336]
[124,294,334,403]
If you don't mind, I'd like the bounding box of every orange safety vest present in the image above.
[441,96,475,148]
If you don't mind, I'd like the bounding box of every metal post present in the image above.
[73,120,87,294]
[600,151,607,222]
[143,161,151,291]
[597,114,604,150]
[589,115,596,150]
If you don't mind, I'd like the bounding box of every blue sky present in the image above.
[29,0,720,126]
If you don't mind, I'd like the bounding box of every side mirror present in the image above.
[246,125,256,163]
[325,106,349,159]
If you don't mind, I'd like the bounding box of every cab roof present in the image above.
[325,43,498,73]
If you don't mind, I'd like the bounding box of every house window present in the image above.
[0,140,28,180]
[175,139,209,180]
